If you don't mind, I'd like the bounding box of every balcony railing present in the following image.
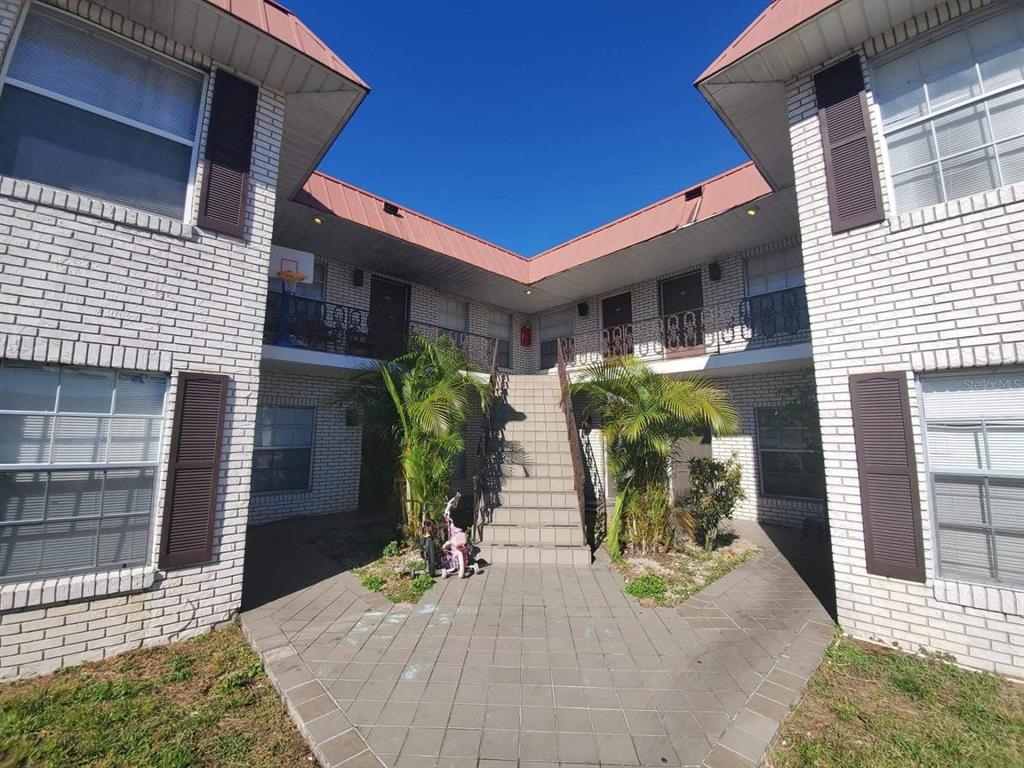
[563,286,810,365]
[263,292,498,369]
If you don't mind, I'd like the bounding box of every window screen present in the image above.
[252,406,314,493]
[540,309,572,369]
[0,362,167,582]
[872,7,1024,213]
[488,310,512,369]
[0,6,204,218]
[922,370,1024,587]
[745,249,809,337]
[438,296,469,332]
[755,407,826,500]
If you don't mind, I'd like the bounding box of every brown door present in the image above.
[602,292,633,357]
[368,277,409,359]
[660,272,704,353]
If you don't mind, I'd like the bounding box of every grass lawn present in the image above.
[769,636,1024,768]
[616,537,759,606]
[0,623,309,768]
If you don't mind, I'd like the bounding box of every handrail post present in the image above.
[556,337,588,543]
[473,337,500,541]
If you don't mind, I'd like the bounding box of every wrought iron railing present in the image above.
[472,340,500,541]
[561,286,810,364]
[263,292,498,369]
[557,337,589,543]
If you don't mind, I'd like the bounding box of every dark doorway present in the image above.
[368,277,409,360]
[358,429,398,515]
[601,292,633,357]
[660,272,704,353]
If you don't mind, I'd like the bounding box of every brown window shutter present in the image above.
[159,372,230,570]
[197,71,258,239]
[849,372,925,582]
[815,57,885,234]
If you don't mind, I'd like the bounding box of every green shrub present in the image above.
[381,540,401,558]
[361,574,385,592]
[410,574,434,596]
[624,573,667,602]
[685,455,745,552]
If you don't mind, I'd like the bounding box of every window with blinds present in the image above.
[872,7,1024,213]
[540,309,572,369]
[252,406,314,493]
[0,5,205,219]
[0,362,168,582]
[487,309,512,368]
[755,407,826,500]
[438,296,469,333]
[745,248,809,336]
[922,370,1024,588]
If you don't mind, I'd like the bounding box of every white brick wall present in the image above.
[711,369,827,528]
[0,0,283,679]
[788,0,1024,676]
[248,369,363,525]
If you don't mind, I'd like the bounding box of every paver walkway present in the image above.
[240,519,834,768]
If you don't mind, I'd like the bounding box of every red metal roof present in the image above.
[206,0,368,88]
[697,0,842,83]
[528,162,770,281]
[298,172,530,282]
[299,163,771,284]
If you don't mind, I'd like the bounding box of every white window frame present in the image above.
[0,361,169,583]
[0,1,209,223]
[754,406,826,502]
[869,5,1024,215]
[919,369,1024,590]
[252,405,315,495]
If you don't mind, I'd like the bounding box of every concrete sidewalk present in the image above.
[240,519,834,767]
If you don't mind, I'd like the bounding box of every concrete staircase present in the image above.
[478,373,591,566]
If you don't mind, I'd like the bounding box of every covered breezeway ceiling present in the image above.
[272,184,799,315]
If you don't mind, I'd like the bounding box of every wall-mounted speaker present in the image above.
[577,302,589,317]
[708,262,722,282]
[353,269,364,287]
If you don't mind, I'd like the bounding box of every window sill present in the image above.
[888,181,1024,234]
[933,577,1024,617]
[251,487,312,497]
[0,176,195,240]
[0,566,157,612]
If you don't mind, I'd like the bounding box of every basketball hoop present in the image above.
[275,256,306,293]
[276,269,306,293]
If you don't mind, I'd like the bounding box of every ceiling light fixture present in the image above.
[745,206,759,217]
[312,216,323,224]
[524,289,532,295]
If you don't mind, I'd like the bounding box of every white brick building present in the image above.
[1,0,1021,682]
[700,0,1024,676]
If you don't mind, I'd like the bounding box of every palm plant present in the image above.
[565,355,738,559]
[335,332,493,542]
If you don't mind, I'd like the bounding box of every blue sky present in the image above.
[286,0,765,255]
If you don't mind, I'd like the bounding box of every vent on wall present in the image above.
[383,201,400,216]
[684,186,703,201]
